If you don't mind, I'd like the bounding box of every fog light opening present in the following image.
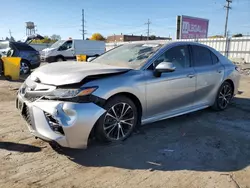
[44,112,64,135]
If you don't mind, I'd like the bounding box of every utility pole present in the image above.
[8,29,12,38]
[81,9,87,40]
[224,0,232,37]
[145,19,151,40]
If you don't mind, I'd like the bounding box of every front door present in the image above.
[58,40,75,60]
[145,45,196,119]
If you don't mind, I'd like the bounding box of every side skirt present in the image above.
[141,104,210,125]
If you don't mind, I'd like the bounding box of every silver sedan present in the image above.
[16,41,240,148]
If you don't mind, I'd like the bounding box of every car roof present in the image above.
[123,40,211,48]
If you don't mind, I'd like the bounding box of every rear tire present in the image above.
[95,96,138,143]
[20,60,31,75]
[0,58,3,75]
[212,81,234,111]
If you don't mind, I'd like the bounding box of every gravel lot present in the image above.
[0,75,250,188]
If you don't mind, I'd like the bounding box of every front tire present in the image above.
[212,81,234,111]
[56,56,64,62]
[95,96,138,142]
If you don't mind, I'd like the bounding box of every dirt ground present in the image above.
[0,75,250,188]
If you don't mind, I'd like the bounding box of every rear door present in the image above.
[191,45,224,106]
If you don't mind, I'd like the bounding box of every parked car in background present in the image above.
[40,39,105,62]
[16,41,240,148]
[0,41,40,74]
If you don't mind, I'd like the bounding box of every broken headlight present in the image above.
[50,87,98,99]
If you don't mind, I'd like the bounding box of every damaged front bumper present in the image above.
[16,93,106,149]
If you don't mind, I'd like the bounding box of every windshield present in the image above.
[92,43,163,69]
[0,41,9,49]
[50,40,66,48]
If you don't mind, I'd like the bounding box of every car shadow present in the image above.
[0,74,28,82]
[52,97,250,172]
[0,141,41,153]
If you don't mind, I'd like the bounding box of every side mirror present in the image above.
[87,57,96,62]
[154,62,176,77]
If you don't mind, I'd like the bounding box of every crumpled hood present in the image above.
[30,61,131,86]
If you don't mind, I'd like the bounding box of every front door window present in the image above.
[154,45,191,71]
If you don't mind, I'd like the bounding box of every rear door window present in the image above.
[192,45,213,67]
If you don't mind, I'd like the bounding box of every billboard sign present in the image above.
[176,15,209,39]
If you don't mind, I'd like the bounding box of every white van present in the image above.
[40,39,105,62]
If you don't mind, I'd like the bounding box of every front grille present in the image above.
[22,104,32,126]
[44,112,64,135]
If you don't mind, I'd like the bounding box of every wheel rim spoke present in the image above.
[117,126,120,139]
[106,113,116,120]
[121,117,134,121]
[120,120,133,126]
[107,124,117,136]
[223,85,228,94]
[120,103,126,117]
[104,123,116,130]
[226,89,231,95]
[111,106,118,118]
[121,105,131,118]
[222,99,226,107]
[225,98,229,104]
[120,124,125,137]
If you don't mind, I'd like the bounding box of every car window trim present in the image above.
[210,51,219,64]
[191,44,215,67]
[187,45,193,68]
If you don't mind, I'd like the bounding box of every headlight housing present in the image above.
[51,87,98,99]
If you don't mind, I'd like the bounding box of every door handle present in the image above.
[187,74,195,78]
[217,70,222,73]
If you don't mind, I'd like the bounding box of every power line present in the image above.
[224,0,232,37]
[126,29,147,35]
[84,14,145,28]
[145,19,151,40]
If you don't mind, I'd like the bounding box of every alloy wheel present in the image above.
[20,62,30,75]
[218,83,233,109]
[103,102,135,141]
